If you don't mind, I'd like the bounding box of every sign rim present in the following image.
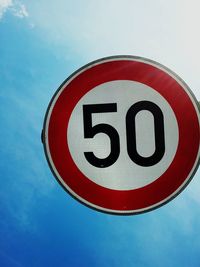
[42,55,200,215]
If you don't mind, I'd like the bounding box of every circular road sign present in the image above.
[42,55,200,215]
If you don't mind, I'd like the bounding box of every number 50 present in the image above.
[83,101,165,168]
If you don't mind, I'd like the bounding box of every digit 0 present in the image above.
[126,101,165,166]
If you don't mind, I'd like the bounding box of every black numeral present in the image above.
[126,101,165,167]
[83,101,165,168]
[83,104,120,168]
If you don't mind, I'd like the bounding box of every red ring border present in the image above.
[45,57,200,214]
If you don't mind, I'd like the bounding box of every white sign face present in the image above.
[43,56,200,215]
[68,80,179,190]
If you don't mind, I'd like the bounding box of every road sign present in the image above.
[42,55,200,215]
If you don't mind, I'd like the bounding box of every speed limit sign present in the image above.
[42,56,200,215]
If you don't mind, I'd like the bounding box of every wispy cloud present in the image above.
[0,250,24,267]
[0,0,12,18]
[0,0,28,19]
[25,0,200,99]
[10,1,28,18]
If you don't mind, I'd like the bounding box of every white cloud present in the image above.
[11,1,28,18]
[0,0,12,18]
[26,0,200,100]
[0,0,28,19]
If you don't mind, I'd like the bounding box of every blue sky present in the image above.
[0,1,200,266]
